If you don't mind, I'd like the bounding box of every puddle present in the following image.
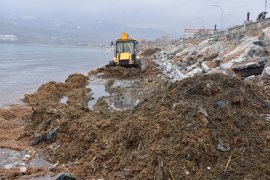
[60,96,68,104]
[0,148,54,171]
[87,78,142,111]
[109,80,141,110]
[87,79,109,109]
[0,148,26,169]
[108,93,140,110]
[29,156,54,168]
[0,148,64,179]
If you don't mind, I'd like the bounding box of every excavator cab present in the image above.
[109,32,141,69]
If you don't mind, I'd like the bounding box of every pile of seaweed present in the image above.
[25,74,270,179]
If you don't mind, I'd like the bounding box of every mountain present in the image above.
[0,15,171,44]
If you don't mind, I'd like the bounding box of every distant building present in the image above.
[0,35,18,41]
[183,28,214,39]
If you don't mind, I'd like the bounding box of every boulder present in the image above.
[246,45,268,59]
[170,45,186,57]
[162,61,174,73]
[253,40,266,46]
[261,27,270,41]
[186,67,203,77]
[261,59,270,80]
[201,61,218,73]
[202,52,219,61]
[233,57,268,77]
[198,38,216,47]
[207,67,229,76]
[172,69,188,81]
[244,75,256,83]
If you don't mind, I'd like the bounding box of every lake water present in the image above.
[0,43,112,107]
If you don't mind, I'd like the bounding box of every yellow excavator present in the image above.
[109,32,141,69]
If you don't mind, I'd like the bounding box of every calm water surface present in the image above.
[0,43,112,107]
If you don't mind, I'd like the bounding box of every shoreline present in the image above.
[0,43,112,108]
[0,41,112,50]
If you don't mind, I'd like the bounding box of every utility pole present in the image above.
[265,0,268,12]
[212,5,224,30]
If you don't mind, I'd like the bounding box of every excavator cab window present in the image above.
[123,42,135,54]
[115,41,135,54]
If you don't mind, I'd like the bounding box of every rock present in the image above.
[170,45,185,57]
[186,65,195,72]
[198,38,216,46]
[20,167,27,173]
[46,108,58,115]
[96,73,104,78]
[261,59,270,80]
[190,49,198,56]
[172,69,188,81]
[162,61,174,73]
[207,67,228,76]
[186,67,203,77]
[202,52,219,61]
[246,45,268,58]
[233,57,268,77]
[201,62,211,73]
[261,27,270,41]
[22,154,31,161]
[167,55,174,59]
[217,142,231,152]
[201,61,218,73]
[215,101,229,108]
[244,75,256,83]
[253,40,265,46]
[60,96,68,104]
[262,67,270,78]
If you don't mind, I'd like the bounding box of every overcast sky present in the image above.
[0,0,266,33]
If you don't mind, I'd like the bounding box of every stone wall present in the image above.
[198,18,270,40]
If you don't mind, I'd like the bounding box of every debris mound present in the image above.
[27,74,270,179]
[23,73,91,147]
[89,66,142,79]
[24,73,89,106]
